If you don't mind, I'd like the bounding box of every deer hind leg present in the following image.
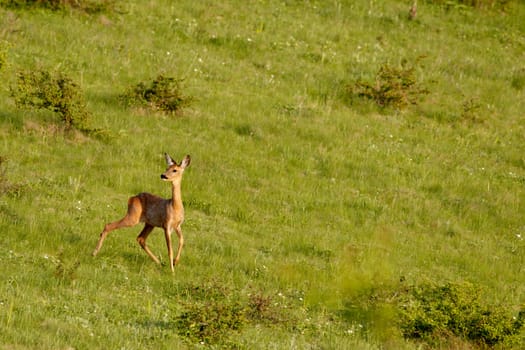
[92,197,142,256]
[136,224,160,264]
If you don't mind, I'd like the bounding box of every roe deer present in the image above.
[92,153,191,272]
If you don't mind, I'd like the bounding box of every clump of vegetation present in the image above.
[461,96,484,123]
[511,68,525,90]
[398,282,525,348]
[424,0,516,10]
[176,300,246,346]
[11,69,102,134]
[0,156,10,196]
[342,280,524,348]
[246,293,274,322]
[53,250,81,283]
[124,75,193,115]
[346,60,429,110]
[0,42,7,71]
[0,0,117,13]
[246,292,297,325]
[0,156,22,197]
[175,281,300,346]
[175,281,246,346]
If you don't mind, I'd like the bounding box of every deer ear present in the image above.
[165,153,175,166]
[181,155,191,169]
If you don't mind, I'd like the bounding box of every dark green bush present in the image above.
[11,69,107,137]
[0,0,116,13]
[124,75,193,115]
[346,61,429,110]
[12,69,93,131]
[399,282,525,348]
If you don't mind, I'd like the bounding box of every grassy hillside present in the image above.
[1,0,524,348]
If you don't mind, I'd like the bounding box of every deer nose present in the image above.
[161,174,168,180]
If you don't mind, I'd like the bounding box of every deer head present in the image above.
[161,153,191,182]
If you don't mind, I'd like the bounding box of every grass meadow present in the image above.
[0,0,524,348]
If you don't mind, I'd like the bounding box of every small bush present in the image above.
[176,300,246,345]
[399,282,525,348]
[175,281,246,346]
[11,69,97,133]
[175,282,299,346]
[124,75,193,115]
[0,0,116,13]
[346,60,429,110]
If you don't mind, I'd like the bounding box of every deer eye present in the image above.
[172,169,177,173]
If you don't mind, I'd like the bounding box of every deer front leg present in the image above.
[174,225,184,267]
[164,228,175,272]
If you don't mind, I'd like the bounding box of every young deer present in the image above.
[92,153,191,272]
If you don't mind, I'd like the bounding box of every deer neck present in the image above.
[170,180,183,210]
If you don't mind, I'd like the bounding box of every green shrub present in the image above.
[175,300,246,345]
[346,61,429,110]
[0,0,116,13]
[175,282,299,346]
[399,282,525,347]
[11,69,93,132]
[124,75,193,115]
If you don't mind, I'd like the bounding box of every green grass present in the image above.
[1,0,525,348]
